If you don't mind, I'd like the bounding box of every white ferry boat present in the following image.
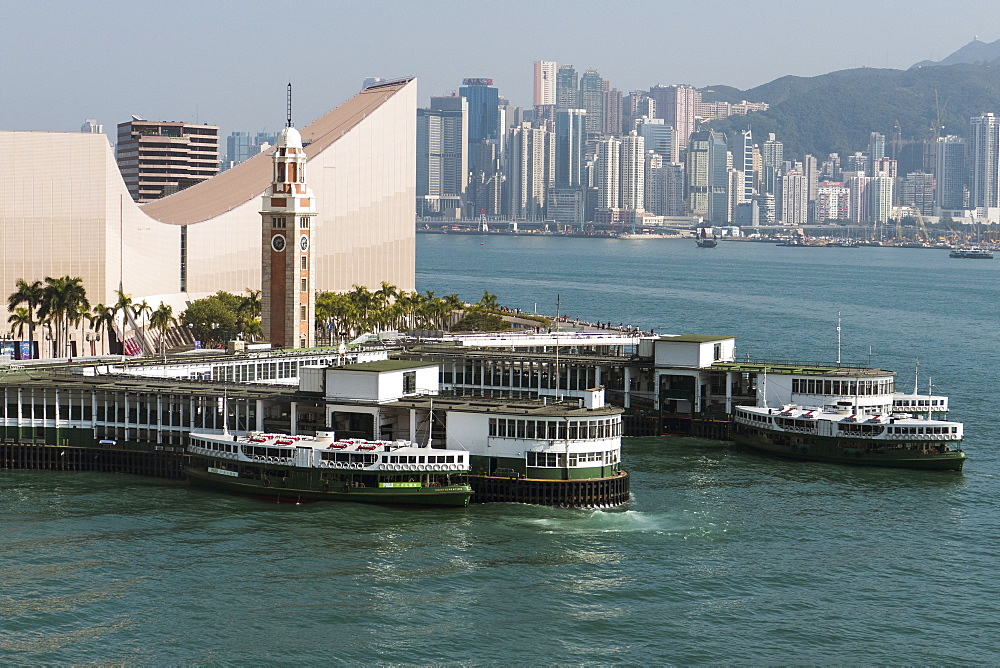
[731,368,965,470]
[185,431,473,506]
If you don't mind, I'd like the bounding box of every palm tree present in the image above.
[149,303,176,356]
[90,303,116,355]
[38,276,89,358]
[237,289,261,340]
[7,278,44,346]
[7,307,32,339]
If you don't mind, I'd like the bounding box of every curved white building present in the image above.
[0,78,416,308]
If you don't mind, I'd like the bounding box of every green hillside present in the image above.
[706,63,1000,160]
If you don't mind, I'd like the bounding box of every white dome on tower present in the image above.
[276,126,302,149]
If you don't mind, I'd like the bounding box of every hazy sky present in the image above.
[3,0,997,140]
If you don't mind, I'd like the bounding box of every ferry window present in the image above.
[489,418,497,436]
[446,456,454,463]
[516,420,526,438]
[526,421,535,439]
[403,371,416,394]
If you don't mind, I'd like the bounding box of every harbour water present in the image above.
[3,237,999,664]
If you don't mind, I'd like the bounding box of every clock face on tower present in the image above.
[299,235,310,252]
[271,234,286,252]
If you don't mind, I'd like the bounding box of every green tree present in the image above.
[90,303,116,355]
[179,292,239,346]
[7,307,32,339]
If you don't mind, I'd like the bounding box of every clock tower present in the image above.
[261,85,316,348]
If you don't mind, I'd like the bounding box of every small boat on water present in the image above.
[695,228,718,248]
[949,248,994,259]
[185,430,473,506]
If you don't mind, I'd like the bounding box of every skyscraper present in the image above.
[760,133,783,195]
[533,61,557,106]
[686,130,727,223]
[81,118,102,133]
[735,128,754,202]
[116,119,219,202]
[595,137,621,209]
[969,113,1000,209]
[603,87,623,136]
[417,95,468,216]
[636,117,675,162]
[556,65,579,110]
[459,78,500,158]
[868,131,886,176]
[935,135,966,211]
[781,166,809,225]
[902,172,935,216]
[648,84,700,148]
[619,132,645,210]
[506,122,554,218]
[579,69,604,136]
[555,109,586,188]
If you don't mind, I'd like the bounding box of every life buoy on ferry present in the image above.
[433,464,442,471]
[262,477,270,487]
[323,481,330,492]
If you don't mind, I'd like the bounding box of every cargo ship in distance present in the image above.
[186,431,473,506]
[730,365,965,470]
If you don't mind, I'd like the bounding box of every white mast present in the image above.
[836,312,842,366]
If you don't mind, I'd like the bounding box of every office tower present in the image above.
[533,61,557,106]
[81,119,102,133]
[603,87,622,136]
[579,69,604,136]
[754,193,776,224]
[555,109,586,187]
[648,84,700,147]
[468,141,503,216]
[760,133,783,194]
[902,172,935,215]
[935,135,966,211]
[595,137,621,209]
[620,132,645,210]
[781,166,809,225]
[636,117,675,162]
[803,154,819,205]
[116,119,219,202]
[556,65,579,110]
[417,95,468,217]
[226,130,279,168]
[459,78,500,156]
[969,112,1000,208]
[507,122,554,218]
[686,130,727,223]
[868,132,885,175]
[816,183,850,222]
[845,152,867,173]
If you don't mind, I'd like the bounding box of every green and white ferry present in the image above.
[186,430,473,506]
[731,366,965,470]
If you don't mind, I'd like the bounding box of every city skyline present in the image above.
[2,0,998,138]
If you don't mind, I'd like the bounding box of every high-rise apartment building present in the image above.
[619,132,645,210]
[417,95,469,216]
[847,175,872,224]
[603,87,623,136]
[648,84,700,148]
[116,119,219,202]
[579,69,604,136]
[901,172,935,216]
[935,135,966,211]
[226,131,280,168]
[781,166,809,225]
[533,61,557,106]
[759,135,782,196]
[595,137,621,209]
[506,122,554,218]
[556,65,579,110]
[969,112,1000,209]
[816,183,850,222]
[81,119,103,134]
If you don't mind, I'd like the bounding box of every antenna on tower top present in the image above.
[286,82,293,128]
